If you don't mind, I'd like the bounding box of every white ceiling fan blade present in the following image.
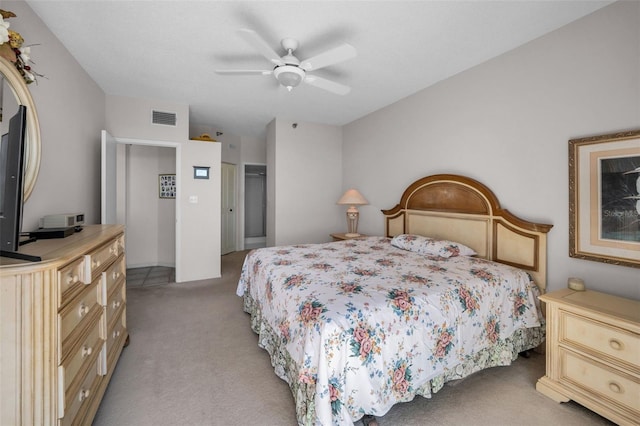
[238,29,284,66]
[300,44,357,71]
[215,69,273,75]
[304,75,351,95]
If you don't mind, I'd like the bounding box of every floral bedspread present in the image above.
[236,237,544,426]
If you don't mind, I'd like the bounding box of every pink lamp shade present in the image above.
[337,189,368,237]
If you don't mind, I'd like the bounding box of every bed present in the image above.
[236,174,553,425]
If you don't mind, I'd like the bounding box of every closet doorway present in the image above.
[244,164,266,249]
[101,131,178,277]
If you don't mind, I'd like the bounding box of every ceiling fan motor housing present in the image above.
[274,65,305,89]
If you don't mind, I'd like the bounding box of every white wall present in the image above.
[7,1,106,230]
[179,141,221,281]
[190,124,269,251]
[105,96,221,280]
[241,135,267,165]
[125,145,175,268]
[9,2,221,282]
[268,119,344,246]
[126,145,160,267]
[106,95,189,142]
[343,1,639,299]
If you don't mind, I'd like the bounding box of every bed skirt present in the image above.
[243,294,545,426]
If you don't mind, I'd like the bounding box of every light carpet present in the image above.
[93,250,613,426]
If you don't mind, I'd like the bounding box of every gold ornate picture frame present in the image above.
[569,130,640,268]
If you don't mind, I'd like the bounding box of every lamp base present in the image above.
[345,208,360,237]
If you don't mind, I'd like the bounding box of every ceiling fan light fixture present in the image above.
[274,65,305,91]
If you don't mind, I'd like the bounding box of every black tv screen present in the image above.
[0,105,27,253]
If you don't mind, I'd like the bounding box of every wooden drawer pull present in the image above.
[113,330,121,339]
[78,388,90,402]
[82,345,92,358]
[78,303,89,317]
[608,381,623,394]
[66,274,78,284]
[92,259,101,269]
[112,300,121,310]
[112,271,120,280]
[608,338,623,351]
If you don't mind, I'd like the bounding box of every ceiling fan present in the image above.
[215,29,357,95]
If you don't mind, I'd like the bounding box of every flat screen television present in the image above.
[0,105,40,262]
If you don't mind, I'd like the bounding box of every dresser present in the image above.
[536,289,640,425]
[0,224,128,425]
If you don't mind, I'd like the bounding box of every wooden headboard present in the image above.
[382,174,553,292]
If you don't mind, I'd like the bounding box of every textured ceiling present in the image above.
[26,1,612,138]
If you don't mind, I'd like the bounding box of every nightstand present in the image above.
[331,233,368,241]
[536,288,640,425]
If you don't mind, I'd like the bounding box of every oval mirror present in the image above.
[0,55,41,201]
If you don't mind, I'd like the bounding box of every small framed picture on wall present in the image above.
[159,174,176,199]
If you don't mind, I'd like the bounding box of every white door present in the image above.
[221,162,237,255]
[101,130,126,225]
[101,130,118,224]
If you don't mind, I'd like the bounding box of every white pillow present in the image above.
[390,234,476,258]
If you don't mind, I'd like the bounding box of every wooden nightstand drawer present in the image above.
[560,348,640,416]
[561,310,640,369]
[538,289,640,425]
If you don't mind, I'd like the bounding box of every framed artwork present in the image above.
[569,129,640,268]
[159,174,176,199]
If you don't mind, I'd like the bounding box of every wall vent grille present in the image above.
[152,110,177,126]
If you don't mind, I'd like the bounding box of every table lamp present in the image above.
[337,189,368,237]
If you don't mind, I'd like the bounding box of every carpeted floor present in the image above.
[92,250,614,426]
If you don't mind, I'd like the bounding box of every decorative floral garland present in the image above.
[0,9,40,84]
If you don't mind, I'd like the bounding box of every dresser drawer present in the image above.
[84,235,124,284]
[103,254,125,303]
[561,310,640,369]
[560,348,640,416]
[106,308,127,367]
[60,356,102,426]
[58,257,86,309]
[58,316,103,403]
[59,279,102,362]
[106,279,126,327]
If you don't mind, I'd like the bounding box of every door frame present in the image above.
[101,132,183,281]
[241,162,267,250]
